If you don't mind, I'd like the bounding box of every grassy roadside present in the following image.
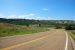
[67,30,75,41]
[0,23,49,37]
[0,27,49,37]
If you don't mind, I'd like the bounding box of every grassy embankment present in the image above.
[69,31,75,41]
[0,23,49,37]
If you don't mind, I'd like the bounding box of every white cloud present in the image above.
[0,13,54,20]
[0,14,6,18]
[18,13,35,19]
[43,8,48,11]
[24,13,35,17]
[35,16,54,20]
[7,15,17,19]
[0,13,35,19]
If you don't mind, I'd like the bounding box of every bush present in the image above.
[71,26,75,30]
[55,25,62,29]
[65,25,72,30]
[65,25,75,30]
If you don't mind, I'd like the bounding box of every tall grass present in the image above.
[0,23,49,37]
[67,30,75,41]
[70,31,75,40]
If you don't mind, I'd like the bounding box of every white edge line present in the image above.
[65,32,68,50]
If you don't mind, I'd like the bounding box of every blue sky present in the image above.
[0,0,75,20]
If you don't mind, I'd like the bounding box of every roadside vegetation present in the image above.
[65,25,75,40]
[69,31,75,40]
[0,23,49,37]
[0,18,75,38]
[65,25,75,30]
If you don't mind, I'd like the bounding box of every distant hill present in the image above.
[0,18,75,26]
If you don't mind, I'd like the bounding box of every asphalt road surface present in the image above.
[0,29,73,50]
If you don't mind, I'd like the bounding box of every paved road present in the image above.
[0,29,73,50]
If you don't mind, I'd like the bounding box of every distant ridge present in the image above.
[0,18,75,25]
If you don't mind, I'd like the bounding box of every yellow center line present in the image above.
[0,35,49,50]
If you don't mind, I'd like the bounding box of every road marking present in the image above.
[65,32,68,50]
[0,35,49,50]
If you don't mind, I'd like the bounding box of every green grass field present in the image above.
[0,23,49,37]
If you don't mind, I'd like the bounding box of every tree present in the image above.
[65,25,72,30]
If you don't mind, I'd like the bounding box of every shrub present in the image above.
[65,25,75,30]
[71,26,75,30]
[55,25,62,29]
[65,25,72,30]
